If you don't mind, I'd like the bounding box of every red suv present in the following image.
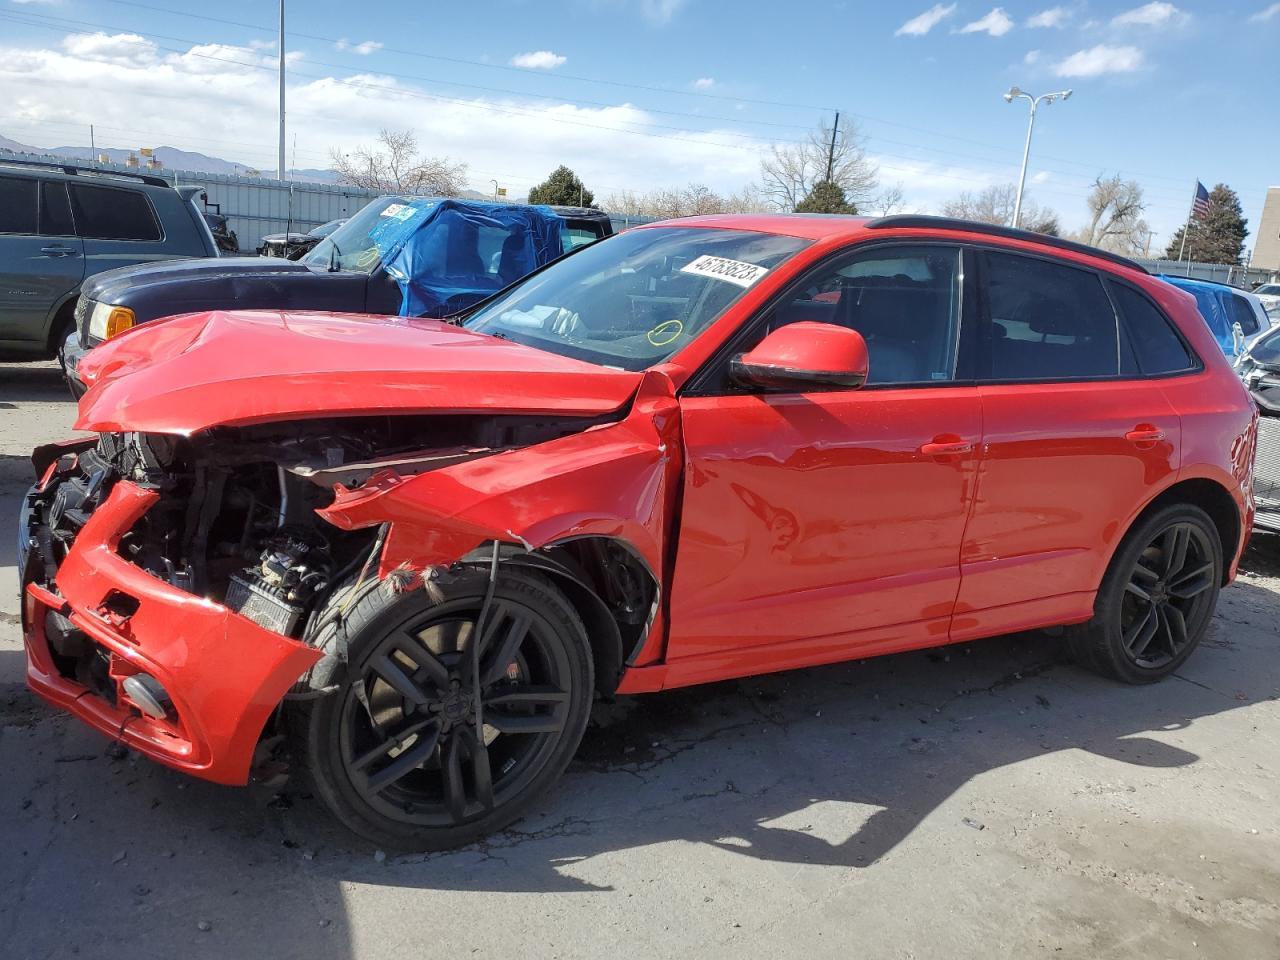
[19,214,1257,850]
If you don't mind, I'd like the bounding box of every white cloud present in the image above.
[959,7,1015,36]
[640,0,686,24]
[1027,6,1068,28]
[60,32,157,67]
[1024,49,1041,64]
[1111,2,1187,27]
[1250,2,1280,20]
[1054,44,1144,76]
[692,77,714,89]
[11,0,61,4]
[510,50,566,69]
[1031,171,1051,184]
[335,39,383,55]
[895,3,957,36]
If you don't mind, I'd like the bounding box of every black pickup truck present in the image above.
[62,196,614,396]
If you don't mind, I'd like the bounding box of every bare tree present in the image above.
[330,129,468,196]
[759,118,879,212]
[1072,173,1149,254]
[601,183,772,219]
[866,182,907,217]
[942,183,1059,235]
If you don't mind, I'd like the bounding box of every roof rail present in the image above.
[0,155,173,189]
[864,214,1149,275]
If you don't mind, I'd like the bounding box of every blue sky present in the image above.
[0,0,1276,252]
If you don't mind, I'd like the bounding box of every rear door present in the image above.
[0,176,84,347]
[954,250,1184,641]
[67,182,168,279]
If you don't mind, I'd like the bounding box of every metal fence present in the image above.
[2,149,381,253]
[1134,257,1275,289]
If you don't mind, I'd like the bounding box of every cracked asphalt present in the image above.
[3,360,1279,960]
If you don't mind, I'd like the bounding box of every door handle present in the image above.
[1124,426,1166,445]
[40,245,76,257]
[919,439,974,457]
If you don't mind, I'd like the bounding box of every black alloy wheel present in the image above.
[297,568,593,850]
[1119,522,1217,669]
[1071,503,1223,684]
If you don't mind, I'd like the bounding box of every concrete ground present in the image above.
[2,359,1278,960]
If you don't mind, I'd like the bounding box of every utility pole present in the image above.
[277,0,286,181]
[825,111,840,183]
[89,125,96,166]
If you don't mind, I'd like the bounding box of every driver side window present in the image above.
[749,245,963,387]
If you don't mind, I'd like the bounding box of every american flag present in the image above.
[1191,181,1211,220]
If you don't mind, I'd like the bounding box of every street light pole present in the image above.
[277,0,286,182]
[1003,86,1072,228]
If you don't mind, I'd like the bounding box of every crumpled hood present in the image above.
[76,310,643,435]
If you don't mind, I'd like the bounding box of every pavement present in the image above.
[2,359,1278,960]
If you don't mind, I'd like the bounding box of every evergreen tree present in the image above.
[527,166,595,207]
[795,180,855,214]
[1164,183,1249,264]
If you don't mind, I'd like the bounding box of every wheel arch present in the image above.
[1122,477,1242,586]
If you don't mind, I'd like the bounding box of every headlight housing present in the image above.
[88,302,136,342]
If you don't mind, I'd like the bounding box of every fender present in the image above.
[318,368,684,617]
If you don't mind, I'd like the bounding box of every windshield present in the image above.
[307,218,345,239]
[302,197,411,274]
[1248,327,1280,366]
[463,226,811,371]
[1256,284,1280,297]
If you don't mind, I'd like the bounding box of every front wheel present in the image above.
[1070,503,1223,683]
[294,567,594,851]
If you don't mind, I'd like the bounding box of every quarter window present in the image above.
[982,250,1119,380]
[1109,283,1195,375]
[0,176,38,235]
[761,246,962,385]
[67,184,162,241]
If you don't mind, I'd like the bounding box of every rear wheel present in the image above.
[1070,503,1222,683]
[294,568,593,851]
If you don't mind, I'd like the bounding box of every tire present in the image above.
[1069,503,1222,684]
[291,566,593,851]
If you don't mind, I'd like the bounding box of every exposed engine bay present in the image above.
[27,413,607,640]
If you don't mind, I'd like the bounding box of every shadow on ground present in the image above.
[4,533,1279,959]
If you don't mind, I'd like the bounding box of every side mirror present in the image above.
[730,322,869,391]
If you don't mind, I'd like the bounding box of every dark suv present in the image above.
[62,196,614,396]
[0,158,217,362]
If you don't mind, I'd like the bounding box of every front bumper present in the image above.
[59,328,90,400]
[20,466,321,785]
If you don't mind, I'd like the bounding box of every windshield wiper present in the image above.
[327,240,341,273]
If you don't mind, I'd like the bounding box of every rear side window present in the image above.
[39,182,75,236]
[982,250,1119,381]
[68,184,162,241]
[0,176,38,234]
[1109,283,1195,375]
[1230,294,1261,336]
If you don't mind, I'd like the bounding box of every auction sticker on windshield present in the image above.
[679,255,769,288]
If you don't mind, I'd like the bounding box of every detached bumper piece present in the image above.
[21,474,320,785]
[1256,416,1280,533]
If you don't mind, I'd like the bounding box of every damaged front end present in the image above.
[20,378,678,784]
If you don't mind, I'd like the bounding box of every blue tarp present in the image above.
[370,198,564,317]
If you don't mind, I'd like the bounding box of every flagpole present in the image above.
[1177,180,1195,266]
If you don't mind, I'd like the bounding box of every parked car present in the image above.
[60,196,615,396]
[201,209,239,254]
[0,157,218,361]
[1233,324,1280,532]
[1252,282,1280,317]
[257,217,346,259]
[1158,275,1274,358]
[20,214,1255,850]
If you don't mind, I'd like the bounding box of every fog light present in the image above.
[122,674,172,720]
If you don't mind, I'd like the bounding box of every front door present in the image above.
[665,243,981,678]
